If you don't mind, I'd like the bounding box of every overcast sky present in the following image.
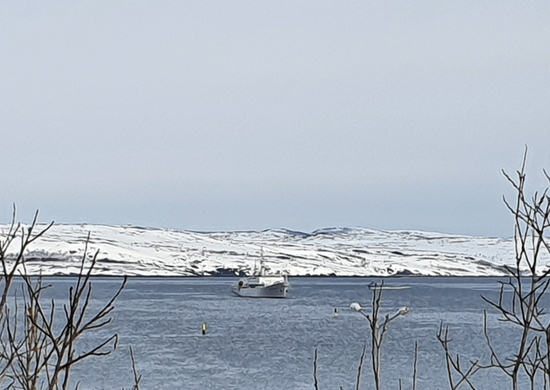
[1,1,549,237]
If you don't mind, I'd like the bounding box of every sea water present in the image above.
[9,277,541,389]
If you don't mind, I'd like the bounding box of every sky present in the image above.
[1,1,549,237]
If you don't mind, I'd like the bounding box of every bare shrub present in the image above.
[350,282,410,390]
[439,149,550,389]
[0,207,135,390]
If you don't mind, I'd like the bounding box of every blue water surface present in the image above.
[13,277,539,389]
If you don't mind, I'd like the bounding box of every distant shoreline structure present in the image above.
[16,268,519,278]
[17,274,513,279]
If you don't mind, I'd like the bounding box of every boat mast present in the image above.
[259,247,265,276]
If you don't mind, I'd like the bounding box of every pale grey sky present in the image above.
[1,1,549,237]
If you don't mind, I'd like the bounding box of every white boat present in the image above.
[231,262,290,298]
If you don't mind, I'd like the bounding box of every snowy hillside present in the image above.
[0,224,537,277]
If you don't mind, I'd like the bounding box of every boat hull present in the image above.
[368,284,410,291]
[231,281,290,298]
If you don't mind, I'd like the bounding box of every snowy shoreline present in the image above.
[0,224,537,277]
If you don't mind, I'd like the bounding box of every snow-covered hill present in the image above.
[0,224,535,277]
